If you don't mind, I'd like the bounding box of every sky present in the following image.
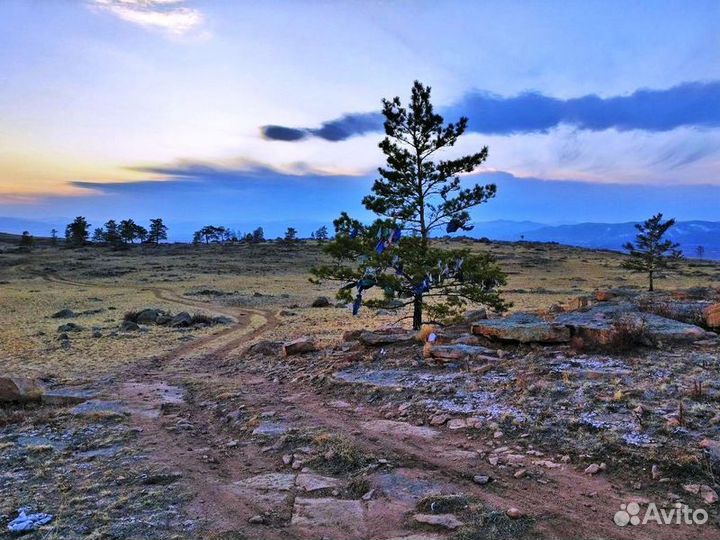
[1,0,719,239]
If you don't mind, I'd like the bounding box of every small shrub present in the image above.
[190,313,214,325]
[123,310,141,323]
[311,434,367,474]
[607,314,648,352]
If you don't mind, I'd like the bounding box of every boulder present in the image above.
[704,304,720,329]
[463,309,488,323]
[247,340,284,356]
[57,322,82,333]
[472,313,570,343]
[136,308,161,324]
[0,377,44,402]
[311,296,331,308]
[283,337,317,356]
[120,320,141,332]
[359,329,415,346]
[170,312,193,327]
[212,316,234,325]
[594,290,616,302]
[156,313,172,325]
[51,308,76,319]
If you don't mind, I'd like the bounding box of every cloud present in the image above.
[261,113,384,142]
[90,0,205,36]
[262,81,720,141]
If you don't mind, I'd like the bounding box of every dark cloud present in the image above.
[261,113,384,142]
[261,125,308,141]
[262,81,720,141]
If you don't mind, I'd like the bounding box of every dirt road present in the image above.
[44,273,719,540]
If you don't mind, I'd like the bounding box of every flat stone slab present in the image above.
[16,435,68,451]
[296,471,341,492]
[413,513,463,530]
[71,400,129,418]
[291,497,367,539]
[252,420,289,437]
[472,313,570,343]
[234,473,296,491]
[371,469,453,504]
[382,535,445,540]
[361,420,439,440]
[425,344,497,362]
[42,389,95,406]
[556,307,711,344]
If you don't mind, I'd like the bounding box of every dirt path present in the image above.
[42,273,720,540]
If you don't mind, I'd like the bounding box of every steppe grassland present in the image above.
[1,239,718,380]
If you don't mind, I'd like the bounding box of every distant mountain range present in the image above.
[1,216,719,259]
[471,220,720,259]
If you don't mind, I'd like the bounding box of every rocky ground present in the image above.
[1,241,720,539]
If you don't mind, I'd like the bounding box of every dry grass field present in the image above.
[1,238,719,539]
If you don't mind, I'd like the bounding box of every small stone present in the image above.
[493,430,504,438]
[413,513,463,530]
[429,414,449,426]
[514,469,527,479]
[584,463,601,475]
[506,507,523,519]
[651,464,660,480]
[248,515,265,524]
[473,475,491,485]
[447,418,467,430]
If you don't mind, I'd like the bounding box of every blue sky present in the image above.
[0,0,719,238]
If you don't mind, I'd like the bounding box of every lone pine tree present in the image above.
[623,213,683,292]
[312,81,507,329]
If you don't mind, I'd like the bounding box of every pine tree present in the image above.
[104,220,121,247]
[252,227,265,243]
[312,82,507,329]
[148,218,168,245]
[622,213,683,291]
[65,217,90,248]
[119,219,137,244]
[50,229,58,246]
[315,226,329,243]
[91,227,106,243]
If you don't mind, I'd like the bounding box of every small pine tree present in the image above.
[252,227,265,243]
[65,217,90,248]
[696,245,705,259]
[283,227,298,244]
[622,213,683,291]
[148,218,168,245]
[315,226,329,243]
[50,228,58,246]
[19,231,34,249]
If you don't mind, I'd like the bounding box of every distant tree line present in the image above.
[63,216,168,248]
[34,217,331,249]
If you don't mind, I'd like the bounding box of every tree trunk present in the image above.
[412,295,423,330]
[648,271,654,292]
